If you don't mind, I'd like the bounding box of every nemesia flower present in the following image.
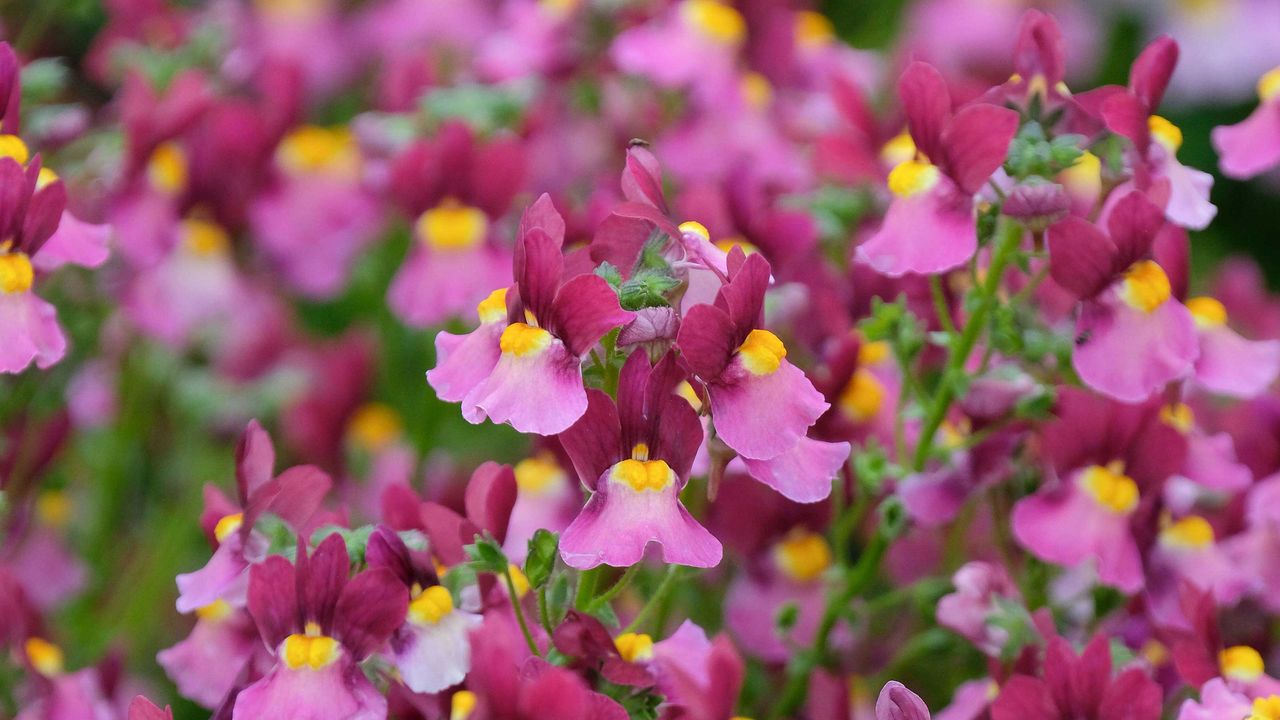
[156,600,260,709]
[0,149,70,374]
[366,527,481,694]
[16,636,117,720]
[877,680,931,720]
[557,351,720,569]
[725,527,836,661]
[235,534,408,719]
[1047,191,1198,402]
[1182,295,1280,398]
[990,633,1162,720]
[611,0,747,92]
[502,451,577,562]
[386,122,524,327]
[128,696,174,720]
[249,125,382,298]
[677,250,848,502]
[936,562,1023,657]
[428,193,633,435]
[1213,67,1280,179]
[855,61,1018,277]
[175,420,331,613]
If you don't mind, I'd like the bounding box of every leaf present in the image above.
[524,529,559,589]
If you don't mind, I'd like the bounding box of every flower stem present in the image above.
[586,563,642,613]
[768,530,890,720]
[623,565,682,634]
[912,219,1024,471]
[574,566,603,610]
[929,275,956,335]
[504,567,542,656]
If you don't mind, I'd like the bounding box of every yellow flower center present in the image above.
[418,201,488,252]
[36,491,72,528]
[614,632,655,663]
[1160,515,1215,550]
[1119,260,1172,313]
[738,329,787,376]
[1260,67,1280,103]
[0,134,30,164]
[214,513,244,543]
[1149,115,1183,154]
[451,690,479,720]
[1140,638,1169,667]
[277,125,359,178]
[880,132,916,168]
[887,159,941,198]
[346,402,402,452]
[507,564,531,598]
[857,340,890,366]
[499,322,554,357]
[147,142,188,195]
[1222,645,1266,682]
[773,529,833,582]
[679,220,711,242]
[1185,296,1228,328]
[838,369,884,423]
[741,73,773,110]
[515,454,566,495]
[539,0,579,17]
[1251,696,1280,720]
[196,599,235,622]
[680,0,746,44]
[715,236,759,256]
[282,626,341,670]
[477,288,508,324]
[1160,403,1195,433]
[676,380,703,411]
[1081,463,1139,514]
[610,458,675,493]
[1059,150,1101,199]
[408,585,455,625]
[36,167,58,189]
[25,638,64,677]
[795,10,835,49]
[0,252,34,294]
[182,218,231,257]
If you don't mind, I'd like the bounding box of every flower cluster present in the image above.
[3,1,1280,719]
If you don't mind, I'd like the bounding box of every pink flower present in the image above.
[1182,295,1280,398]
[991,634,1161,720]
[234,534,408,720]
[877,681,931,720]
[558,351,720,569]
[1047,191,1198,402]
[678,250,847,502]
[428,194,633,435]
[936,562,1022,657]
[156,603,260,709]
[1213,67,1280,179]
[856,61,1019,277]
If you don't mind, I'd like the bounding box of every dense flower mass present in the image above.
[3,1,1280,719]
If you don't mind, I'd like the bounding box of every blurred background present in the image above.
[0,0,1277,716]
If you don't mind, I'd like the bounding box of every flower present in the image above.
[428,193,633,435]
[1213,67,1280,179]
[235,534,408,719]
[991,634,1161,720]
[558,351,720,568]
[855,61,1019,277]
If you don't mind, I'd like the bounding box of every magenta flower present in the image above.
[365,526,482,693]
[128,696,174,720]
[877,681,931,720]
[677,251,848,502]
[1047,191,1198,402]
[156,602,260,709]
[1182,295,1280,398]
[558,351,719,569]
[1213,67,1280,179]
[0,153,70,374]
[610,0,747,91]
[856,61,1019,277]
[235,534,408,720]
[428,194,633,435]
[992,634,1161,720]
[386,122,524,327]
[175,420,331,613]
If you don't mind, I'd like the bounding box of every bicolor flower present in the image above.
[235,534,408,720]
[16,636,118,720]
[678,251,848,502]
[991,633,1162,720]
[1182,295,1280,398]
[1147,515,1249,627]
[936,562,1024,658]
[386,122,524,327]
[1047,191,1198,402]
[156,600,261,709]
[249,125,382,298]
[502,452,578,563]
[726,527,837,662]
[365,527,481,694]
[856,61,1019,277]
[611,0,746,91]
[175,420,331,613]
[1213,67,1280,179]
[558,351,719,568]
[428,193,633,435]
[1175,679,1272,720]
[0,149,70,374]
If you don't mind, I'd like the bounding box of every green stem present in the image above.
[912,219,1024,472]
[623,565,682,634]
[504,567,541,657]
[587,563,642,613]
[768,531,890,720]
[929,275,956,335]
[537,585,555,637]
[574,566,603,610]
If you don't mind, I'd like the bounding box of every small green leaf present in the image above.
[524,529,559,589]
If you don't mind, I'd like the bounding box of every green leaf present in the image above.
[594,262,623,290]
[464,536,509,574]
